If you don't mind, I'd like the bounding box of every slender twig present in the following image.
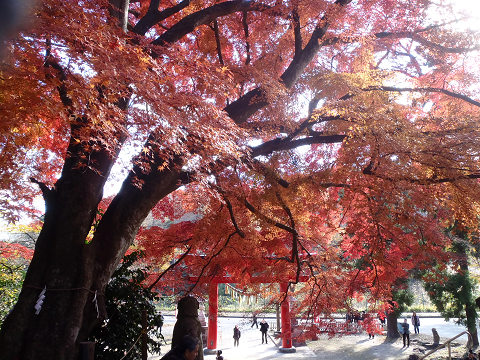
[242,11,251,65]
[213,19,224,65]
[147,246,192,290]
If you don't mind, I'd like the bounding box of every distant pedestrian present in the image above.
[233,325,241,347]
[251,312,258,328]
[260,319,269,344]
[400,318,410,347]
[216,350,223,360]
[411,312,420,334]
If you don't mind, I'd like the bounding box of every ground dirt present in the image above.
[306,332,471,360]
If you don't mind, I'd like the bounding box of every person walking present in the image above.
[411,312,420,334]
[251,313,258,328]
[400,318,410,347]
[260,319,269,344]
[233,325,241,347]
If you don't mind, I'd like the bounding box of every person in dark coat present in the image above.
[161,335,199,360]
[400,318,410,347]
[260,319,269,344]
[233,325,241,347]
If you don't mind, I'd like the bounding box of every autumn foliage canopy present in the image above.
[1,0,480,357]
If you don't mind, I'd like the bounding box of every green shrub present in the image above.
[89,251,164,360]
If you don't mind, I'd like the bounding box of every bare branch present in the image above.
[375,31,480,53]
[213,19,224,65]
[281,0,353,88]
[292,8,302,58]
[364,85,480,108]
[242,11,251,65]
[30,178,54,206]
[250,160,289,188]
[362,164,480,185]
[251,134,346,157]
[44,38,73,108]
[187,230,239,292]
[275,192,299,268]
[133,0,191,35]
[244,198,296,235]
[214,185,246,237]
[147,245,192,290]
[152,0,269,45]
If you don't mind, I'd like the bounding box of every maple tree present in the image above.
[1,0,480,359]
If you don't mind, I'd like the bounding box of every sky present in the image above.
[444,0,480,31]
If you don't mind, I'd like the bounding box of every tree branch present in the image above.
[280,0,353,88]
[214,185,246,237]
[152,0,269,45]
[187,229,240,292]
[243,198,296,235]
[225,0,353,124]
[362,165,480,185]
[133,0,191,35]
[364,86,480,108]
[292,8,302,58]
[251,134,346,157]
[242,11,251,65]
[147,245,192,290]
[250,160,289,188]
[213,19,224,65]
[275,192,299,267]
[109,0,130,33]
[30,178,54,206]
[375,31,480,53]
[44,38,73,108]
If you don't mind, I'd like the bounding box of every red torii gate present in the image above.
[191,275,308,354]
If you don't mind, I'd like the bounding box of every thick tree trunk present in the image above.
[0,121,124,359]
[0,128,190,360]
[79,151,189,340]
[386,312,400,339]
[457,243,479,347]
[465,302,479,347]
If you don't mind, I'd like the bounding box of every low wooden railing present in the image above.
[420,331,471,360]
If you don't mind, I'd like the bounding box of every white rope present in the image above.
[34,286,47,315]
[92,290,100,318]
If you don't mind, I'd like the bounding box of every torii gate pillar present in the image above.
[279,282,296,353]
[204,282,218,355]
